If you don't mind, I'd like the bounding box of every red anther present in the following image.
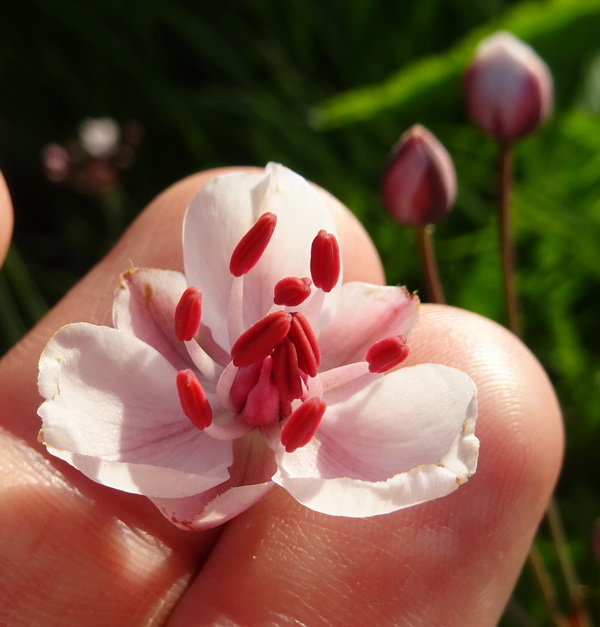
[280,398,327,453]
[229,212,277,277]
[310,229,340,292]
[273,276,312,307]
[174,287,203,342]
[366,335,409,373]
[176,369,213,429]
[287,312,320,378]
[231,311,292,367]
[272,338,303,402]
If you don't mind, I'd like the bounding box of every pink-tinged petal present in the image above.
[247,164,340,329]
[318,282,419,370]
[153,431,277,529]
[183,171,264,349]
[183,164,339,349]
[272,364,478,517]
[113,268,191,370]
[38,323,232,498]
[151,481,274,530]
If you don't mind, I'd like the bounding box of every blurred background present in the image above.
[1,0,600,623]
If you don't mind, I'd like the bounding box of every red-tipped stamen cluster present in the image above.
[229,212,277,277]
[280,397,327,453]
[176,369,213,429]
[274,276,312,306]
[366,335,409,373]
[174,216,345,451]
[310,230,340,292]
[174,287,203,342]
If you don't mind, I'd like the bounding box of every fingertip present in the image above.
[0,172,14,267]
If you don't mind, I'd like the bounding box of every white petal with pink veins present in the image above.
[113,268,191,371]
[272,364,478,516]
[152,481,274,530]
[38,323,232,497]
[318,282,419,370]
[183,164,339,350]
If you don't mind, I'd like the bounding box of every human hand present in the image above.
[0,168,562,625]
[0,172,13,267]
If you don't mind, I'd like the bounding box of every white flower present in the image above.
[38,164,479,529]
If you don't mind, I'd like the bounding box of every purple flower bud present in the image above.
[381,125,457,226]
[463,31,553,142]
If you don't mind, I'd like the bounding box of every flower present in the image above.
[38,164,479,530]
[79,117,121,158]
[463,31,553,141]
[381,125,457,226]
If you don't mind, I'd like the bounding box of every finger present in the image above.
[166,305,563,626]
[0,166,383,625]
[0,172,14,266]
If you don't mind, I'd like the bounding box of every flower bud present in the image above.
[381,125,457,226]
[463,31,553,141]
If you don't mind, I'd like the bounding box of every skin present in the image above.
[0,168,563,626]
[0,172,13,267]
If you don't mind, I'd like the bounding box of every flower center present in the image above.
[172,210,392,453]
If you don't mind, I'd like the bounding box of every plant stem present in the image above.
[498,140,586,625]
[527,545,564,627]
[498,141,521,336]
[415,224,445,304]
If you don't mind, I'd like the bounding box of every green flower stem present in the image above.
[498,140,586,624]
[415,224,445,304]
[498,142,521,336]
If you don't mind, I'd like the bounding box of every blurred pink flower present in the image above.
[38,164,478,529]
[463,31,553,141]
[79,117,120,158]
[381,124,457,226]
[41,118,142,195]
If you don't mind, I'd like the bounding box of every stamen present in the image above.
[231,311,292,367]
[229,212,277,277]
[272,338,302,402]
[366,335,409,373]
[273,276,312,307]
[176,369,213,429]
[174,287,203,342]
[310,229,341,292]
[287,312,320,378]
[280,398,327,453]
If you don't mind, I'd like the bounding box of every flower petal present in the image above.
[151,481,274,530]
[38,323,232,498]
[183,164,339,350]
[272,364,478,517]
[318,282,419,370]
[152,431,277,529]
[113,268,191,371]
